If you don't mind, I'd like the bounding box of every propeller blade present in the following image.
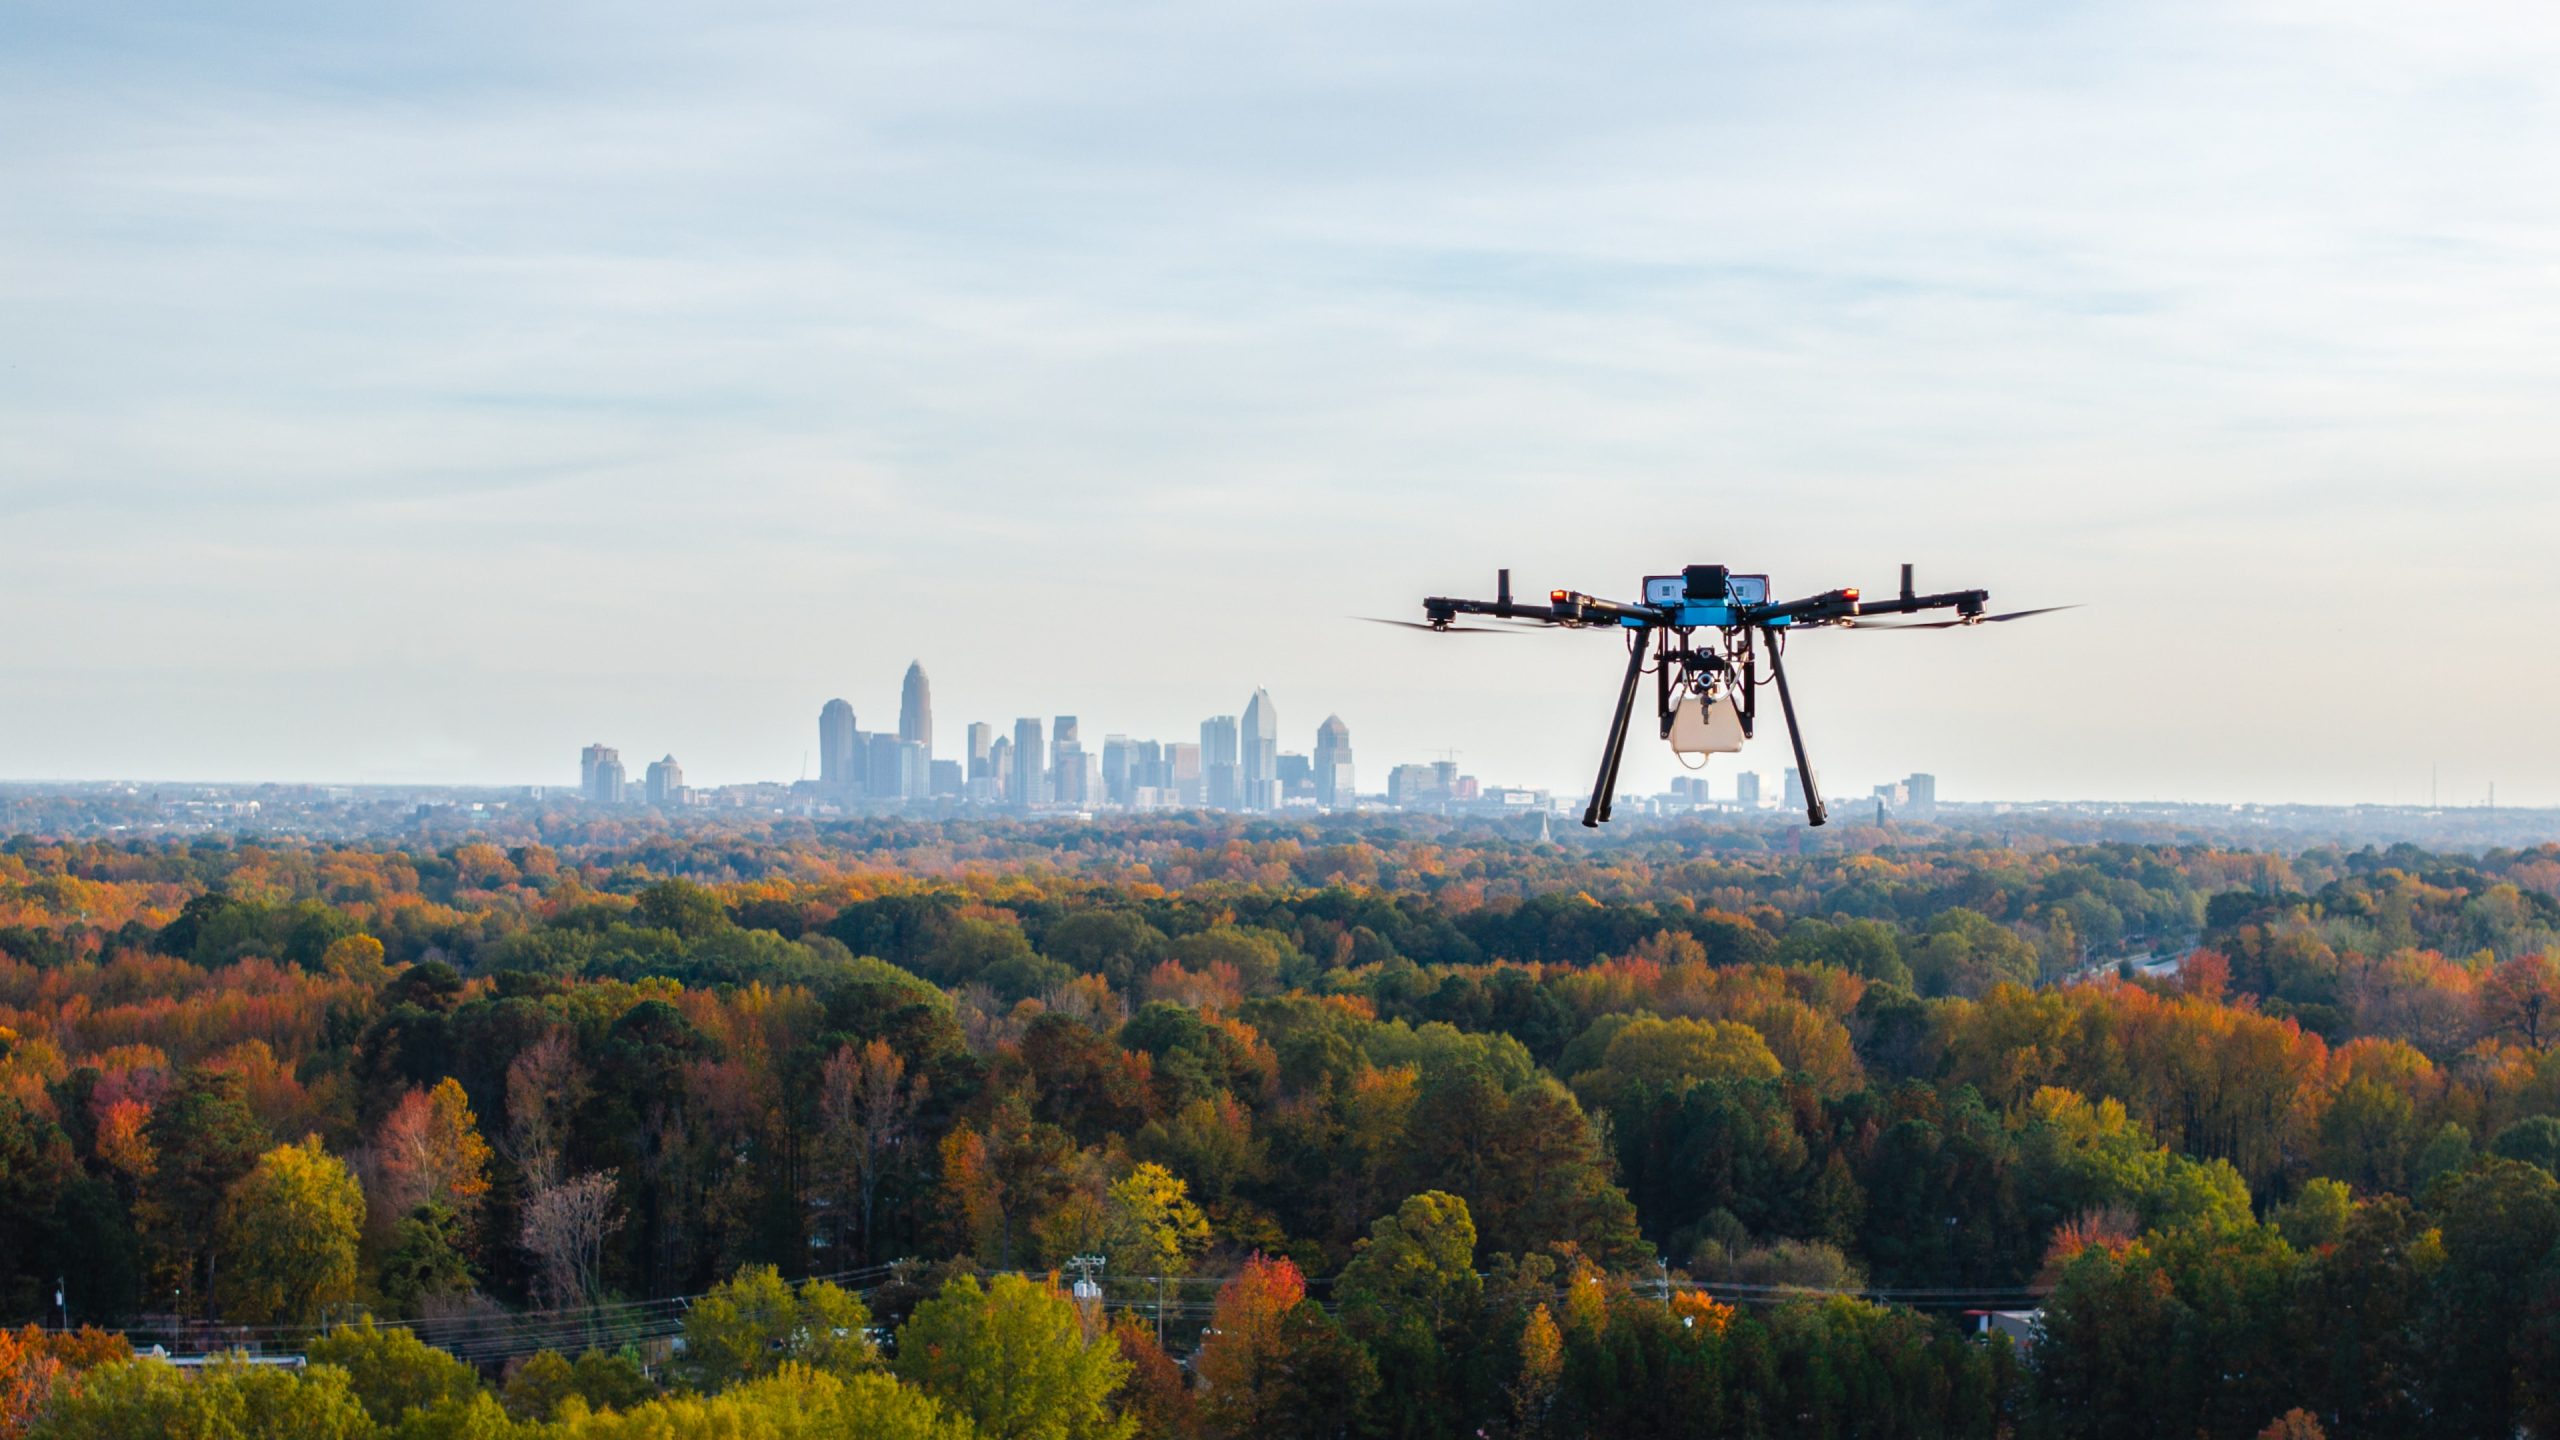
[1355,617,1521,635]
[1841,605,2079,631]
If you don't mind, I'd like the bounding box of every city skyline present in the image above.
[572,657,1947,819]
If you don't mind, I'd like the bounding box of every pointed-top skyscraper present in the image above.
[899,661,933,758]
[1241,688,1279,810]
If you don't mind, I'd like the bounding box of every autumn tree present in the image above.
[817,1038,927,1265]
[544,1365,970,1440]
[138,1069,267,1315]
[1338,1191,1481,1440]
[371,1077,493,1223]
[1104,1163,1208,1341]
[1195,1253,1305,1440]
[2420,1158,2560,1440]
[31,1357,373,1440]
[682,1264,875,1389]
[893,1274,1134,1440]
[216,1137,364,1325]
[2479,952,2560,1051]
[521,1170,620,1309]
[302,1318,483,1427]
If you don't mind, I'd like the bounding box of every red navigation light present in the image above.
[1843,588,1860,601]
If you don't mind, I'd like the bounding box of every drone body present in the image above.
[1384,564,2064,830]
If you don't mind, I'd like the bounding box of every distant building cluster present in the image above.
[572,660,1944,823]
[791,668,1363,815]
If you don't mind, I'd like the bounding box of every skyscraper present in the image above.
[1201,716,1239,810]
[1241,689,1279,810]
[1101,735,1133,806]
[1013,717,1045,811]
[1314,715,1354,808]
[580,744,624,805]
[644,754,684,808]
[1783,768,1806,811]
[1049,716,1081,804]
[988,735,1014,802]
[819,700,858,790]
[965,722,995,782]
[868,733,907,802]
[899,662,933,758]
[1736,771,1763,808]
[1166,742,1202,806]
[1904,772,1937,820]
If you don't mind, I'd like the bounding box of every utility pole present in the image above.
[1065,1254,1105,1308]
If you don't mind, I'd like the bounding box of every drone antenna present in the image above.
[1900,563,1915,604]
[1497,568,1512,607]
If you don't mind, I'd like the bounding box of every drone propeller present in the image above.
[1841,605,2079,631]
[1355,617,1523,635]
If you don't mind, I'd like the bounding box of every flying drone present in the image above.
[1369,564,2067,829]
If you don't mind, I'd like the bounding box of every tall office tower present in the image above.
[899,741,931,800]
[581,744,624,804]
[1736,771,1763,808]
[966,722,995,782]
[868,733,907,801]
[1013,718,1045,810]
[931,759,963,797]
[1167,741,1203,805]
[898,662,933,757]
[1133,739,1164,789]
[818,700,858,789]
[1101,735,1133,806]
[988,735,1014,802]
[1432,759,1458,797]
[1783,768,1806,811]
[1904,772,1937,820]
[1240,689,1279,810]
[1201,716,1240,809]
[1388,763,1433,807]
[1276,754,1313,801]
[1050,716,1079,774]
[644,754,684,808]
[1054,748,1093,809]
[1314,715,1354,808]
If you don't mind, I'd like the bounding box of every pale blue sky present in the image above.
[5,1,2558,804]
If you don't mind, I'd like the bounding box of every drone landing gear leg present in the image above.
[1762,629,1828,827]
[1582,631,1650,828]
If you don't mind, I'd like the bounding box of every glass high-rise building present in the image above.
[1101,735,1132,806]
[1314,714,1354,808]
[644,754,684,808]
[1241,689,1279,810]
[867,733,908,801]
[819,699,858,790]
[988,735,1014,802]
[1013,717,1045,810]
[965,721,995,781]
[580,744,624,804]
[899,662,933,758]
[1201,716,1240,809]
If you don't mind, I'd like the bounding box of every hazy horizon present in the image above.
[8,2,2558,807]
